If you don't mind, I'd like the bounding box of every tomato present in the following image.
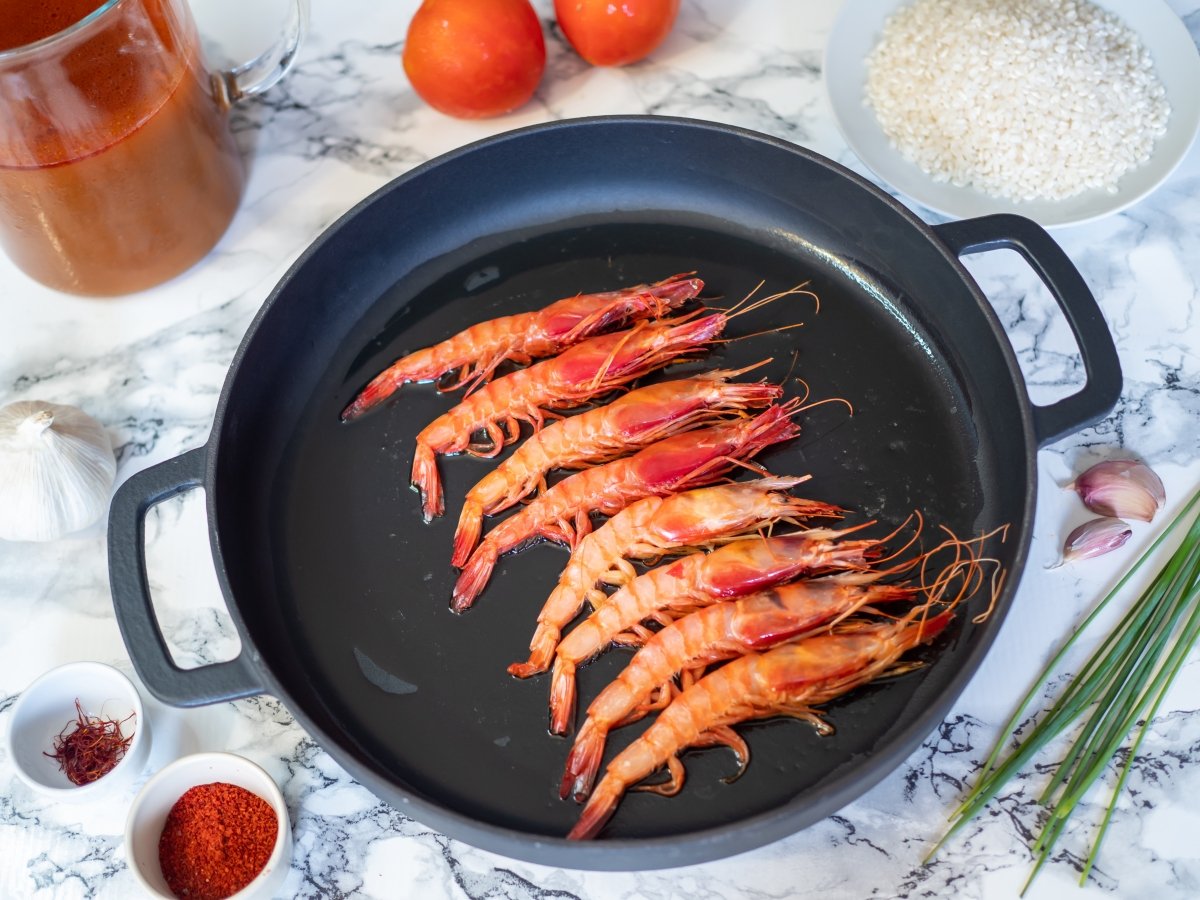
[403,0,546,119]
[554,0,681,67]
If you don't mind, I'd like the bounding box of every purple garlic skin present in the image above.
[1052,517,1133,568]
[1070,459,1165,523]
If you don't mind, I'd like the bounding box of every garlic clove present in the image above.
[0,400,117,542]
[1068,459,1165,523]
[1050,517,1133,568]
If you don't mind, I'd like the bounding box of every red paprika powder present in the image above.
[158,781,279,900]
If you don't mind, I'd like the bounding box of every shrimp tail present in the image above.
[506,659,541,679]
[341,370,401,422]
[451,543,498,611]
[451,500,485,569]
[411,441,443,522]
[549,657,578,736]
[566,776,623,840]
[507,623,559,678]
[560,719,608,802]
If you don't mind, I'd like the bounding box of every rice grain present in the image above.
[863,0,1170,202]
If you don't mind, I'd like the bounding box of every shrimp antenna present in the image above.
[789,392,854,419]
[720,279,765,313]
[704,456,774,480]
[721,281,820,319]
[711,321,808,344]
[865,510,925,570]
[753,393,849,424]
[817,569,889,587]
[783,518,880,543]
[944,522,1010,623]
[713,358,775,379]
[973,565,1008,623]
[586,320,647,391]
[791,377,812,406]
[911,522,1009,624]
[658,307,709,326]
[784,349,802,386]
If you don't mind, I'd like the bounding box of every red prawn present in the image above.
[341,273,702,421]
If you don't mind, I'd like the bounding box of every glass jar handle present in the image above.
[211,0,310,105]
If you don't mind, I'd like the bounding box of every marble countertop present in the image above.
[3,1,1200,897]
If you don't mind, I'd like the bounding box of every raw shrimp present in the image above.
[507,476,843,679]
[341,273,702,421]
[566,605,955,840]
[451,403,804,612]
[412,312,726,521]
[451,366,784,567]
[547,526,883,735]
[560,574,915,801]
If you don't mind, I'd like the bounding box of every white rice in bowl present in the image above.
[864,0,1171,203]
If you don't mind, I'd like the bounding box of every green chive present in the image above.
[928,485,1200,888]
[1081,586,1200,883]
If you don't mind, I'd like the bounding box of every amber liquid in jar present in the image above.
[0,0,245,295]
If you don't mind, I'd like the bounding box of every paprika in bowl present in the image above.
[124,752,292,900]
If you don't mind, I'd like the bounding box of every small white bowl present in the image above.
[5,661,151,801]
[125,751,293,899]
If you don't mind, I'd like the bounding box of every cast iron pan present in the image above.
[109,116,1121,869]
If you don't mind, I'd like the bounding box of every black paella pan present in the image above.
[108,116,1121,869]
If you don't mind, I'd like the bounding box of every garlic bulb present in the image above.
[0,400,117,542]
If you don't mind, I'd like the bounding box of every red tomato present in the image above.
[403,0,546,119]
[554,0,681,67]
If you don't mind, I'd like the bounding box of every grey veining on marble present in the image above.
[3,1,1200,898]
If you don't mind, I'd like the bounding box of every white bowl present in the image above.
[824,0,1200,227]
[124,751,293,900]
[5,661,151,801]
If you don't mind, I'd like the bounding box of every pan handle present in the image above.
[933,213,1122,447]
[108,447,266,707]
